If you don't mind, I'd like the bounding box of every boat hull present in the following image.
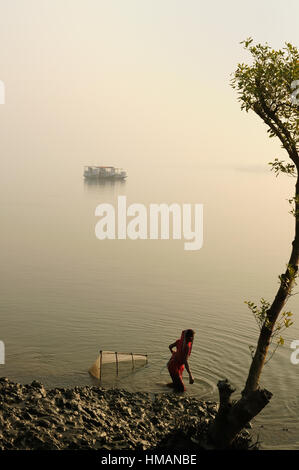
[84,174,127,180]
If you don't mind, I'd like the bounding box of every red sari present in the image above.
[167,330,193,391]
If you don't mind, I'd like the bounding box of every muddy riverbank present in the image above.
[0,377,254,450]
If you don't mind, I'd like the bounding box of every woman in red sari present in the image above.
[167,329,195,392]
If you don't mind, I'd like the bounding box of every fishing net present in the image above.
[89,350,148,379]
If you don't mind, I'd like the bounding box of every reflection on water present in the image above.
[0,164,298,449]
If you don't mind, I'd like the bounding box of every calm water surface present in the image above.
[0,162,298,449]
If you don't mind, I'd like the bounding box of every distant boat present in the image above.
[84,166,127,180]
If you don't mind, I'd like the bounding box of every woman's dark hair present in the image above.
[185,329,195,341]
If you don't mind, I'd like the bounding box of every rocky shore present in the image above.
[0,377,254,450]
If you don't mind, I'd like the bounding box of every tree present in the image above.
[207,40,299,448]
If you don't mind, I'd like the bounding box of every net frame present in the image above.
[89,350,148,379]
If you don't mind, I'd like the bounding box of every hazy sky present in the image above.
[0,0,298,172]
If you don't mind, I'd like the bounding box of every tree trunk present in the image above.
[207,379,272,449]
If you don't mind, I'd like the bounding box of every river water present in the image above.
[0,161,298,449]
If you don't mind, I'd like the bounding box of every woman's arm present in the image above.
[169,342,177,354]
